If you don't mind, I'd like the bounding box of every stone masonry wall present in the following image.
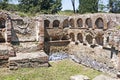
[11,18,36,42]
[69,43,118,74]
[9,51,49,70]
[1,11,120,71]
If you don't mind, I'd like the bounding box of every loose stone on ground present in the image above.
[70,75,90,80]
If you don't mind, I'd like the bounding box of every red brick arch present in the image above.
[95,17,104,29]
[86,34,93,44]
[77,33,83,43]
[63,19,69,28]
[44,19,50,28]
[53,20,60,28]
[69,33,75,42]
[69,18,75,28]
[77,18,83,28]
[95,33,104,45]
[93,15,107,30]
[85,18,92,28]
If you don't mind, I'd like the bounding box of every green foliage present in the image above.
[79,0,99,14]
[0,0,8,10]
[116,26,120,29]
[5,4,18,11]
[98,3,107,12]
[0,60,102,80]
[109,0,120,13]
[0,0,18,11]
[0,0,62,14]
[58,10,74,15]
[17,12,27,17]
[18,0,62,14]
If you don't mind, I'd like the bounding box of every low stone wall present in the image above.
[9,51,49,70]
[13,42,40,53]
[0,44,15,68]
[49,46,69,54]
[0,55,9,68]
[71,54,117,74]
[44,41,70,54]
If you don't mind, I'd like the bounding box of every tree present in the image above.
[71,0,75,13]
[79,0,99,14]
[51,0,62,14]
[0,0,8,10]
[0,0,18,11]
[109,0,120,13]
[98,4,106,12]
[18,0,62,14]
[18,0,35,12]
[98,0,109,12]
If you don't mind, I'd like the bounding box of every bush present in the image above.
[17,12,27,17]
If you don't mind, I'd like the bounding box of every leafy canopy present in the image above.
[18,0,62,14]
[79,0,99,14]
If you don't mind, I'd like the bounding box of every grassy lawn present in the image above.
[0,59,102,80]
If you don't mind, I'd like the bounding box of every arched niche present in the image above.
[95,18,104,29]
[69,33,75,41]
[69,18,75,28]
[95,34,104,45]
[44,20,50,28]
[0,18,6,28]
[0,18,6,42]
[77,33,83,43]
[77,18,83,28]
[86,34,93,44]
[53,20,60,28]
[0,13,12,43]
[86,18,92,28]
[63,19,69,28]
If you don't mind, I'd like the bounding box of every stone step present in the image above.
[0,44,15,68]
[0,44,15,57]
[8,51,49,70]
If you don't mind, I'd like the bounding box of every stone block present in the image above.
[70,75,90,80]
[9,51,49,69]
[0,55,9,59]
[93,74,116,80]
[9,66,18,70]
[9,50,16,57]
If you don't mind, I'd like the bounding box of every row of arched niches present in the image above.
[69,32,104,46]
[44,15,108,29]
[44,15,110,46]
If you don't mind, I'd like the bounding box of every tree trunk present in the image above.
[71,0,75,13]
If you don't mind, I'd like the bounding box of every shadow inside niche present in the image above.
[11,22,20,45]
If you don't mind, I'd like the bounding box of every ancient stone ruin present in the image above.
[0,11,120,74]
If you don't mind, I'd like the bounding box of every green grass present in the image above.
[0,59,102,80]
[58,10,74,16]
[117,26,120,30]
